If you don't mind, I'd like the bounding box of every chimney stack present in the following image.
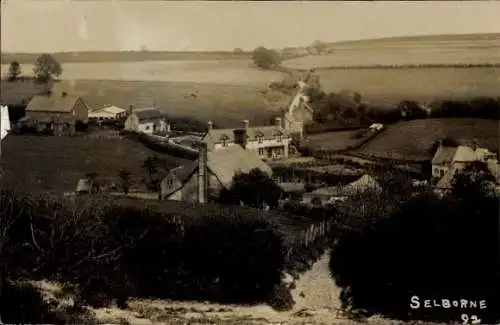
[197,142,208,204]
[207,121,213,132]
[275,117,282,128]
[128,105,134,115]
[472,138,478,151]
[242,119,249,130]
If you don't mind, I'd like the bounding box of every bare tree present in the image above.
[118,169,132,195]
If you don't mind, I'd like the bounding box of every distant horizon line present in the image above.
[2,32,498,55]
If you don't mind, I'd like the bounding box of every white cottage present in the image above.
[124,108,170,135]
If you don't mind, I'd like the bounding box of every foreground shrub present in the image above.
[329,174,500,323]
[0,281,95,324]
[2,194,287,310]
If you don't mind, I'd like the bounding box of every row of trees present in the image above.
[6,54,63,83]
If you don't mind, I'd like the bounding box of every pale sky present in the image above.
[1,1,500,53]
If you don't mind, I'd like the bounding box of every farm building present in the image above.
[124,107,169,135]
[20,92,89,135]
[202,118,292,160]
[25,92,89,123]
[88,105,128,122]
[160,144,273,203]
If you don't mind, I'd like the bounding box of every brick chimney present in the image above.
[128,105,134,115]
[207,121,213,132]
[275,117,282,128]
[197,142,208,204]
[242,119,249,130]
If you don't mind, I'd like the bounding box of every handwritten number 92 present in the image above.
[462,314,481,325]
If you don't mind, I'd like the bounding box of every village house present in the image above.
[88,105,128,122]
[202,118,292,160]
[124,107,170,135]
[21,92,89,135]
[431,141,499,194]
[159,144,273,203]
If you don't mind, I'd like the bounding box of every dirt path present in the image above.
[93,252,345,325]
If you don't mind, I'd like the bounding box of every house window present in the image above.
[145,125,150,130]
[257,135,263,144]
[167,179,173,188]
[222,139,228,147]
[258,148,265,156]
[439,169,445,177]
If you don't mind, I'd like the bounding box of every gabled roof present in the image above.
[163,146,273,197]
[431,146,458,166]
[26,94,83,113]
[432,145,492,166]
[133,108,164,121]
[306,174,381,197]
[202,125,289,150]
[91,105,127,115]
[207,146,273,189]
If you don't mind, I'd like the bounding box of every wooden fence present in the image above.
[285,218,335,258]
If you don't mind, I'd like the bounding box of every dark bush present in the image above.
[2,193,288,311]
[329,176,500,323]
[0,281,95,324]
[268,284,295,311]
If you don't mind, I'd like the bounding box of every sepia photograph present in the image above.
[0,1,499,324]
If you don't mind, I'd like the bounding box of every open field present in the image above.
[315,67,500,103]
[351,118,500,161]
[1,79,280,127]
[283,33,500,70]
[303,130,363,152]
[0,51,253,64]
[0,135,192,194]
[1,60,285,86]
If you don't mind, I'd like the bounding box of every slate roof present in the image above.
[431,146,457,166]
[202,125,289,150]
[133,108,164,121]
[26,94,83,113]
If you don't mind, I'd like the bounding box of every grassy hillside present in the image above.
[283,33,500,69]
[0,51,253,64]
[351,118,499,161]
[0,135,192,194]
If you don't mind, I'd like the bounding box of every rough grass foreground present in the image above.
[0,191,336,322]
